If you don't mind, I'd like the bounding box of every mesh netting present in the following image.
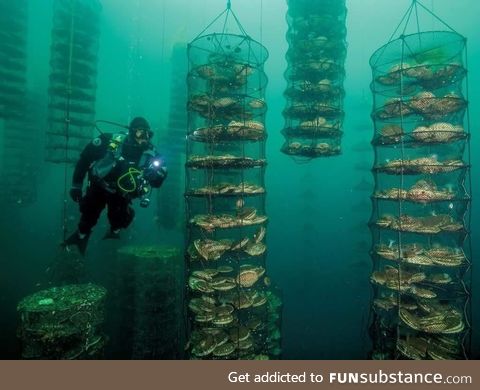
[371,32,467,146]
[17,283,107,359]
[110,246,183,359]
[0,1,40,206]
[45,0,101,163]
[0,0,27,120]
[369,15,472,360]
[0,90,43,206]
[185,6,281,359]
[281,0,347,159]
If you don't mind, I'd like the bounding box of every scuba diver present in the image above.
[63,116,167,255]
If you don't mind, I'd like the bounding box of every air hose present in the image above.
[117,167,143,193]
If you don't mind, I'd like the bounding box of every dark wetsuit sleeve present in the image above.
[72,135,109,187]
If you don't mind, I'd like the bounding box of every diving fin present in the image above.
[103,229,120,240]
[63,231,90,256]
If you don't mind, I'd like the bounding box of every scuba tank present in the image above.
[90,133,127,182]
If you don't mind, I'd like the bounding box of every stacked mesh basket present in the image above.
[369,31,472,359]
[0,107,40,206]
[185,31,275,359]
[17,284,107,359]
[281,0,347,158]
[156,43,188,231]
[46,0,101,163]
[111,246,183,359]
[0,1,39,206]
[0,0,27,120]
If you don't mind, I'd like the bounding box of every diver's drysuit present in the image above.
[64,130,167,255]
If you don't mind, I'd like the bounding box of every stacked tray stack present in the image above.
[281,0,347,159]
[46,0,101,163]
[185,28,279,359]
[17,284,107,359]
[369,30,472,360]
[0,0,28,120]
[109,246,183,359]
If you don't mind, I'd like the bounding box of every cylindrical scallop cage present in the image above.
[109,246,183,359]
[0,2,40,206]
[0,0,28,120]
[45,0,101,163]
[369,29,472,360]
[17,283,107,359]
[0,111,40,206]
[185,27,276,359]
[281,0,347,159]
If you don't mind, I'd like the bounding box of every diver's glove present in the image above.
[69,187,83,202]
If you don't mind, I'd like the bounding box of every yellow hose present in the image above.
[117,167,142,193]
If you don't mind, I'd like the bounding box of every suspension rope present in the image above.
[372,2,414,68]
[194,9,228,40]
[126,0,141,119]
[368,59,380,350]
[161,0,166,58]
[221,9,229,37]
[415,0,459,33]
[230,9,249,37]
[414,0,421,34]
[160,0,166,132]
[389,1,415,44]
[374,0,459,68]
[464,39,473,356]
[260,0,263,51]
[372,0,470,359]
[393,38,408,360]
[414,0,422,46]
[401,2,415,37]
[62,0,76,241]
[193,0,249,41]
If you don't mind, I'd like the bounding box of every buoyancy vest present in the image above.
[89,133,155,194]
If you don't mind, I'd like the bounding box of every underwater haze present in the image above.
[1,0,479,359]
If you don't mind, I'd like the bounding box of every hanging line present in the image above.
[194,8,228,40]
[412,0,422,47]
[221,8,229,37]
[260,0,263,62]
[193,0,249,41]
[373,0,459,68]
[387,1,415,44]
[94,119,129,134]
[62,0,76,242]
[372,1,415,68]
[159,0,166,136]
[399,0,459,35]
[400,1,416,37]
[127,0,140,119]
[229,7,249,37]
[415,0,459,33]
[161,0,166,65]
[464,40,474,356]
[393,39,409,359]
[414,0,421,35]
